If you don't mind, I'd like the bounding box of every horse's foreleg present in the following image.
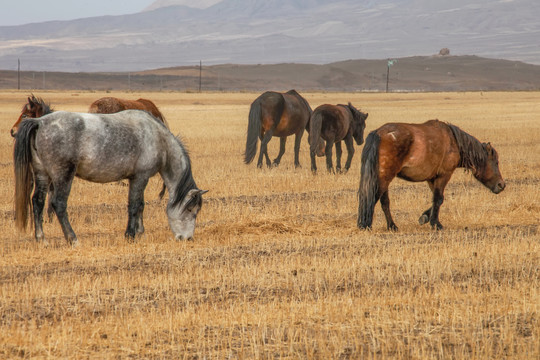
[32,173,50,243]
[125,177,149,239]
[325,139,335,173]
[335,141,343,173]
[429,188,445,230]
[428,178,449,230]
[419,181,435,225]
[380,190,398,231]
[273,137,287,167]
[50,176,78,246]
[258,130,274,168]
[343,137,356,173]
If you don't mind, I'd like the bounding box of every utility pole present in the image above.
[17,59,20,90]
[199,60,202,93]
[386,59,397,93]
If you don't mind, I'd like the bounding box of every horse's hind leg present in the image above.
[273,137,287,167]
[125,176,149,239]
[324,138,335,173]
[46,184,54,222]
[32,172,51,243]
[380,190,398,231]
[50,175,78,246]
[258,130,274,168]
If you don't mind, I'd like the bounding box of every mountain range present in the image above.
[0,0,538,72]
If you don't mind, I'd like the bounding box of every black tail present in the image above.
[309,111,324,155]
[357,131,381,229]
[14,119,40,231]
[244,99,262,164]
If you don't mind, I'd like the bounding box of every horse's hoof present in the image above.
[431,223,444,231]
[418,214,429,225]
[388,224,399,232]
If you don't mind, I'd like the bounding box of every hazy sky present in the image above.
[0,0,155,26]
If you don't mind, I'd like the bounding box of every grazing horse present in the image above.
[10,94,53,137]
[357,120,505,231]
[244,90,323,168]
[88,97,169,127]
[309,103,368,173]
[14,110,207,246]
[89,97,169,198]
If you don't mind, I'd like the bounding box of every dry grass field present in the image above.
[0,90,538,359]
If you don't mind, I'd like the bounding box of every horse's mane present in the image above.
[446,123,487,170]
[25,94,53,115]
[170,135,197,208]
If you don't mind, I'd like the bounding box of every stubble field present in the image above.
[0,90,538,359]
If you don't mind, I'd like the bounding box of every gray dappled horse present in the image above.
[14,110,207,246]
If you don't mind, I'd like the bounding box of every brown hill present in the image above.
[1,56,539,92]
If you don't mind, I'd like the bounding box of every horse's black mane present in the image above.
[26,94,54,115]
[170,135,197,208]
[446,123,487,170]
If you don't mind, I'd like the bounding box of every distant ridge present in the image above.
[1,56,539,92]
[0,0,538,72]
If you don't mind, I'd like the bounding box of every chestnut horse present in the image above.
[88,97,169,128]
[309,103,368,173]
[357,120,505,231]
[244,90,323,168]
[10,94,53,137]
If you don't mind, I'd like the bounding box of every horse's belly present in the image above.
[397,167,435,182]
[76,161,134,183]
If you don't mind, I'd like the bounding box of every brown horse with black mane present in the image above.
[88,97,169,128]
[309,103,368,173]
[357,120,505,231]
[244,90,323,168]
[10,94,53,137]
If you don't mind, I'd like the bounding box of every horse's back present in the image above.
[376,120,459,181]
[88,97,127,113]
[34,111,166,183]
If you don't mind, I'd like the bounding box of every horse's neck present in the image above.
[160,138,191,199]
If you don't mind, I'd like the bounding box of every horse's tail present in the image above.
[14,119,40,231]
[357,130,381,229]
[244,98,262,164]
[309,110,324,155]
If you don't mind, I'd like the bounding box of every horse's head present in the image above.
[348,103,368,146]
[474,143,505,194]
[167,189,208,240]
[11,95,51,137]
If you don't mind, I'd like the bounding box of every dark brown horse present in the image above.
[357,120,505,231]
[244,90,323,168]
[309,103,368,173]
[88,97,169,128]
[10,94,53,137]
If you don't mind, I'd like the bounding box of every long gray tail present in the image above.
[14,119,40,231]
[309,111,324,155]
[244,99,262,164]
[357,131,381,229]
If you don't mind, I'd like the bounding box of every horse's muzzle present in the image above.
[492,180,506,194]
